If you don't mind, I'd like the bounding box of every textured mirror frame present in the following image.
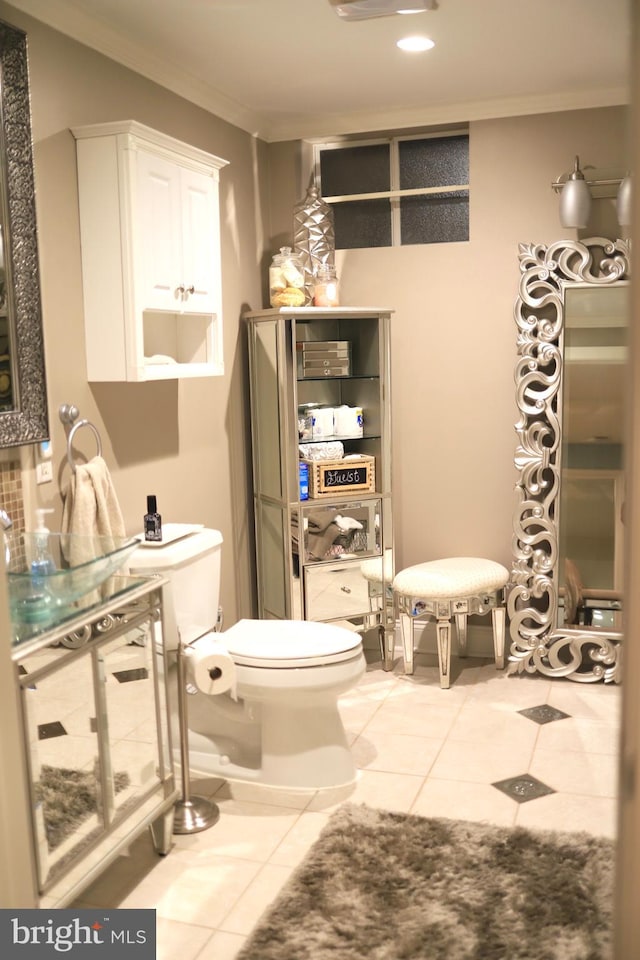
[0,19,48,448]
[508,237,630,684]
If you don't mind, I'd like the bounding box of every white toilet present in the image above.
[129,528,366,790]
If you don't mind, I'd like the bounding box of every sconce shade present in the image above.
[559,157,591,229]
[617,174,632,228]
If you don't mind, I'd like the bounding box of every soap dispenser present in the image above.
[31,508,56,583]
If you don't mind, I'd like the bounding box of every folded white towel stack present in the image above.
[61,455,126,566]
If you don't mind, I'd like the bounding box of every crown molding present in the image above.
[263,86,629,143]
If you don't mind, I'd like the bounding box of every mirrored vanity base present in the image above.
[12,577,178,906]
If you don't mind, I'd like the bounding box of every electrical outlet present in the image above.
[36,460,53,484]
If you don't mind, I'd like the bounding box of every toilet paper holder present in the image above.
[172,634,220,834]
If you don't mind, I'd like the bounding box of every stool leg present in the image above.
[383,624,394,672]
[436,619,451,689]
[455,612,468,657]
[379,624,394,672]
[384,588,394,671]
[492,605,506,670]
[399,611,414,675]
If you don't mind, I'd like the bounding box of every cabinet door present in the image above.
[136,149,183,312]
[180,167,218,315]
[136,152,217,316]
[19,614,171,899]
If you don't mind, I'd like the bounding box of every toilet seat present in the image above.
[221,618,362,668]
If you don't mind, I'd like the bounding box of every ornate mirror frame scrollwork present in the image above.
[508,237,630,684]
[0,19,48,448]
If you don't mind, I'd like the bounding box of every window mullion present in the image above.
[323,185,469,203]
[390,138,401,246]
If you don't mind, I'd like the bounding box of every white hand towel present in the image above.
[61,455,126,566]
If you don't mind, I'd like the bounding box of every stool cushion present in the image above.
[393,557,509,600]
[360,549,393,584]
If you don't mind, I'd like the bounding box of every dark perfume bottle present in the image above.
[144,495,162,541]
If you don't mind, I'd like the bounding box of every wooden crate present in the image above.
[303,455,375,498]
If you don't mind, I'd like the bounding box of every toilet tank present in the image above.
[129,528,223,649]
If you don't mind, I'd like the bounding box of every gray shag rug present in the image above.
[237,803,614,960]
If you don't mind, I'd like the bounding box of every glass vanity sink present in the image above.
[4,532,141,633]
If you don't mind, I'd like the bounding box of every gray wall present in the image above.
[265,108,629,574]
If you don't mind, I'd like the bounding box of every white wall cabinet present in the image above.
[73,121,228,382]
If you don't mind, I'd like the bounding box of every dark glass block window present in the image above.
[400,191,469,245]
[399,136,468,190]
[320,144,390,196]
[318,133,469,249]
[333,199,391,249]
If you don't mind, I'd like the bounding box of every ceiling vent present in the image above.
[329,1,438,21]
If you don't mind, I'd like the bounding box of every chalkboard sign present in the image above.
[304,456,375,498]
[323,466,368,488]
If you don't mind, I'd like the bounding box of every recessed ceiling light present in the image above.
[397,35,435,52]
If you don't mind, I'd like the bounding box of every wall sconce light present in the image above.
[551,156,631,230]
[557,156,591,228]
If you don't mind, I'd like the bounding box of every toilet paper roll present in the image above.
[184,635,237,699]
[311,406,335,439]
[334,405,364,438]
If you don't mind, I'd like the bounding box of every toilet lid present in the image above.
[222,619,363,668]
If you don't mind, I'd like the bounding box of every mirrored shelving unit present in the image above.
[244,306,394,666]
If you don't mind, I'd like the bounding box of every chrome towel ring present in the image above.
[59,402,103,473]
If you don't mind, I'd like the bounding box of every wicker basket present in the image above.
[302,455,375,498]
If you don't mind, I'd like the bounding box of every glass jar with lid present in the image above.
[269,247,306,308]
[313,264,340,307]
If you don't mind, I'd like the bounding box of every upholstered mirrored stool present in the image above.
[392,557,509,688]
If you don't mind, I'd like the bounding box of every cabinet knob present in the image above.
[176,284,195,300]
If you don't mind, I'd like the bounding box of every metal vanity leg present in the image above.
[455,612,468,657]
[436,619,451,689]
[492,604,506,669]
[149,807,175,856]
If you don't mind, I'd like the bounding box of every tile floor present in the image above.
[73,651,621,960]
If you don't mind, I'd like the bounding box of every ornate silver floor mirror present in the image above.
[508,237,630,683]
